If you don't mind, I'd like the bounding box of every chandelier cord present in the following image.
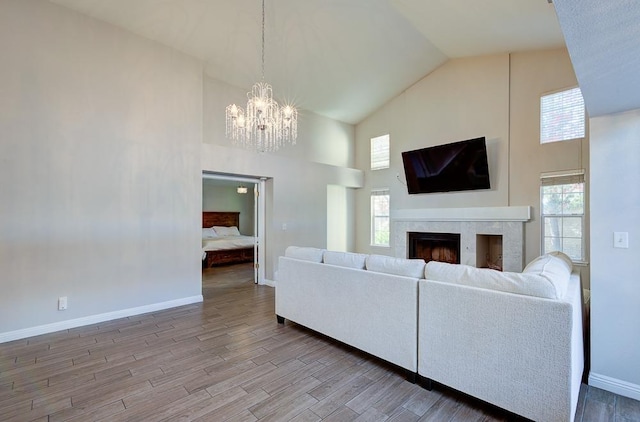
[261,0,265,82]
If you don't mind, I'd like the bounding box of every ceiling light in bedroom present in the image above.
[237,185,248,194]
[225,0,297,152]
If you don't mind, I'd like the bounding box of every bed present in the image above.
[202,211,256,267]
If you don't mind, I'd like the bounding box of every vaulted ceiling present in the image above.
[553,0,640,118]
[50,0,565,124]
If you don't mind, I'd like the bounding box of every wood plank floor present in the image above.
[1,263,639,421]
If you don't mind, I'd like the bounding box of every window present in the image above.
[371,134,390,170]
[540,171,585,262]
[540,87,585,144]
[371,189,390,246]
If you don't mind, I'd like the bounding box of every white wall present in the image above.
[327,185,351,251]
[202,77,363,279]
[204,77,355,169]
[0,1,203,338]
[354,50,588,282]
[589,109,640,400]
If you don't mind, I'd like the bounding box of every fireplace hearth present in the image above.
[408,232,460,264]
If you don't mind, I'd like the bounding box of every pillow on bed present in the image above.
[213,226,241,237]
[202,227,218,239]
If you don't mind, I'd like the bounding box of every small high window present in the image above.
[540,87,585,144]
[371,134,390,170]
[371,189,390,247]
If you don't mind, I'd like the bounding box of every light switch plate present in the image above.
[614,232,629,249]
[58,296,68,311]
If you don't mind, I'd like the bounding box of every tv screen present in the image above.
[401,137,491,194]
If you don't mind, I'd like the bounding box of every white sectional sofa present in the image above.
[276,246,584,421]
[419,253,584,422]
[276,246,425,379]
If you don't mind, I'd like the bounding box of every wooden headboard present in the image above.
[202,211,240,228]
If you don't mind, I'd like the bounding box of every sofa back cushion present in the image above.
[425,256,571,299]
[285,246,325,263]
[366,254,425,279]
[323,251,367,269]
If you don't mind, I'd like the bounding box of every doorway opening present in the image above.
[202,172,266,285]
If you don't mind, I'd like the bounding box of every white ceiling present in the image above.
[50,0,565,124]
[553,0,640,118]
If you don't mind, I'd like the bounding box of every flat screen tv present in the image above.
[401,137,491,194]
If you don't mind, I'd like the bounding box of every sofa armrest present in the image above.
[418,272,583,421]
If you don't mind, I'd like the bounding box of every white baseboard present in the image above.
[0,295,203,344]
[589,371,640,401]
[262,278,275,287]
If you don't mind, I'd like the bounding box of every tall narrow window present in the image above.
[371,189,390,247]
[541,171,585,262]
[371,134,390,170]
[540,87,585,144]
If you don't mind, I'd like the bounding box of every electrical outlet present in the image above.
[58,296,68,311]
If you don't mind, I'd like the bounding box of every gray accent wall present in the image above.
[0,1,203,334]
[0,0,364,339]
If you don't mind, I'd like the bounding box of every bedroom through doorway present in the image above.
[201,173,265,286]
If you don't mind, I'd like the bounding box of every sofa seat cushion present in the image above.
[285,246,325,263]
[323,251,367,269]
[366,254,425,279]
[425,258,570,299]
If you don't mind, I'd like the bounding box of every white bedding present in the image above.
[202,235,256,252]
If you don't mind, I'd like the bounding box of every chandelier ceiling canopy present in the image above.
[225,0,297,152]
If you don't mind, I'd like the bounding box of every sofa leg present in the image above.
[420,377,433,391]
[406,371,417,384]
[276,315,285,324]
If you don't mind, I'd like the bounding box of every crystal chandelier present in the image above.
[225,0,297,152]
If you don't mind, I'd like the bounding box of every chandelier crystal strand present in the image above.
[224,0,297,152]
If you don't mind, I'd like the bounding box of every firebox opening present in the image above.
[408,232,460,264]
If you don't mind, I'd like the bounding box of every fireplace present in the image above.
[408,232,460,264]
[394,207,530,272]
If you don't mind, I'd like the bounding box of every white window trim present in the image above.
[540,169,587,264]
[371,134,390,171]
[540,86,586,144]
[370,188,390,247]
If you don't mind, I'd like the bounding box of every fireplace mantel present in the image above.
[392,206,531,222]
[392,206,531,272]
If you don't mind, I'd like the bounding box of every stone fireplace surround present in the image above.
[393,206,531,272]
